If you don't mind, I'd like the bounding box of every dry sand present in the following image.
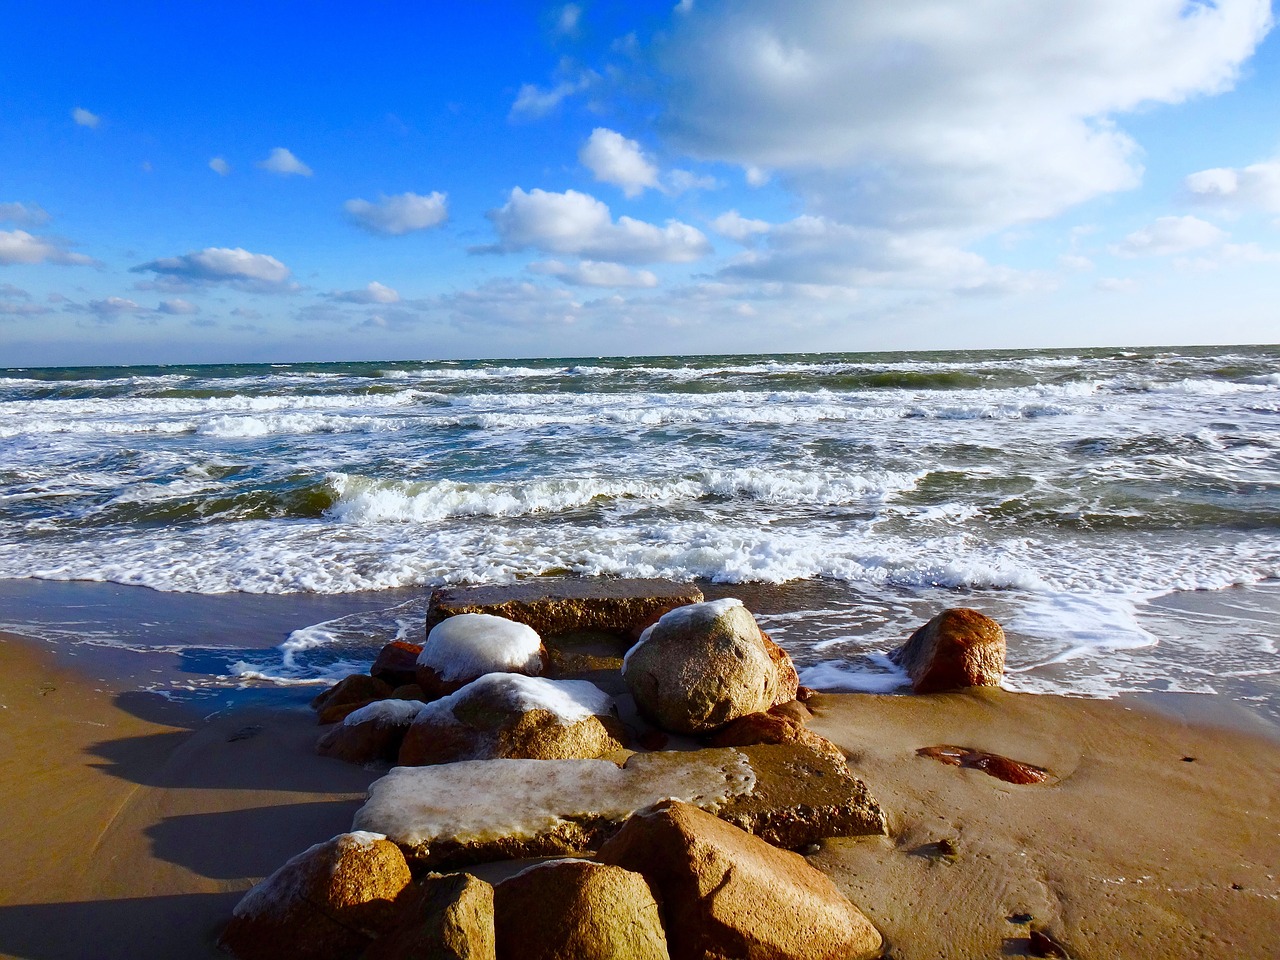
[0,630,1277,959]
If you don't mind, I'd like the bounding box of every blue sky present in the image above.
[2,0,1278,365]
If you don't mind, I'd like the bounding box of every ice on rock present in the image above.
[416,673,615,727]
[624,597,745,672]
[342,698,427,727]
[418,613,543,681]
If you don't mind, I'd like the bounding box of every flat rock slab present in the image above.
[425,579,703,639]
[352,744,885,870]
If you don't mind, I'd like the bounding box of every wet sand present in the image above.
[0,630,1277,960]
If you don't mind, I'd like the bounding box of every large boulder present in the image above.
[425,578,704,640]
[398,673,626,767]
[219,832,412,960]
[416,613,547,699]
[493,860,669,960]
[890,607,1006,693]
[598,800,882,960]
[353,744,884,870]
[317,699,427,765]
[361,872,495,960]
[370,640,424,688]
[623,599,793,735]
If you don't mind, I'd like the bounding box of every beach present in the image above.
[1,619,1277,960]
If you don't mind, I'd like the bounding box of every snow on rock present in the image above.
[342,698,426,727]
[418,673,614,726]
[416,613,546,697]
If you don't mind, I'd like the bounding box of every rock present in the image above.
[397,673,626,767]
[494,860,669,960]
[219,832,412,960]
[361,872,495,960]
[317,699,385,727]
[704,708,846,766]
[890,607,1005,693]
[353,743,884,870]
[597,800,882,960]
[312,674,394,720]
[416,614,547,699]
[389,683,426,701]
[318,699,427,765]
[370,641,423,688]
[1029,928,1072,958]
[761,629,800,704]
[425,578,703,640]
[917,744,1051,784]
[623,599,793,735]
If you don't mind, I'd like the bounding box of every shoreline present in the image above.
[1,629,1277,959]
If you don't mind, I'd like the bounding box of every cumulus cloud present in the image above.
[1184,159,1280,215]
[257,147,313,177]
[529,259,660,287]
[72,107,100,128]
[579,128,660,198]
[132,247,296,292]
[654,1,1272,231]
[0,229,95,266]
[157,298,200,315]
[328,281,402,304]
[1113,215,1227,257]
[0,202,50,227]
[711,210,771,243]
[485,187,710,263]
[209,157,231,176]
[344,192,448,235]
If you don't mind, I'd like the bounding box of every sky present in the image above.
[2,0,1279,366]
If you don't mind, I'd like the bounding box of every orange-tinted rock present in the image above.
[597,800,881,960]
[361,872,495,960]
[220,832,412,960]
[318,699,378,726]
[317,700,426,765]
[760,629,800,704]
[890,607,1005,693]
[494,860,669,960]
[312,674,393,717]
[704,708,845,766]
[917,744,1050,784]
[370,641,424,688]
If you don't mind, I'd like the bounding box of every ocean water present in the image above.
[1,346,1277,717]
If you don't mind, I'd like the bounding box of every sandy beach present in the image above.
[1,628,1276,960]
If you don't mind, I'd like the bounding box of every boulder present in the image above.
[353,744,884,870]
[397,673,626,767]
[370,641,424,688]
[623,599,792,735]
[704,707,846,766]
[890,607,1006,693]
[597,800,882,960]
[761,629,801,704]
[493,860,669,960]
[317,699,427,765]
[425,578,703,640]
[311,674,393,721]
[416,614,547,699]
[361,872,495,960]
[219,832,412,960]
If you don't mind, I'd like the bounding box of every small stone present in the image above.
[916,745,1050,784]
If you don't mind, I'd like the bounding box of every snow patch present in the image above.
[343,698,427,727]
[415,673,614,727]
[418,613,543,681]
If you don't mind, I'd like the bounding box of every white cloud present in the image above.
[486,187,711,263]
[579,128,660,198]
[1096,277,1138,293]
[329,281,402,304]
[344,192,448,235]
[743,166,770,188]
[257,147,313,177]
[510,72,594,119]
[666,169,720,193]
[0,284,49,317]
[555,3,582,36]
[157,298,200,315]
[1184,159,1280,215]
[87,297,145,320]
[133,247,295,292]
[654,1,1271,231]
[72,107,100,128]
[711,210,771,243]
[1113,215,1227,257]
[0,202,50,227]
[1058,254,1095,272]
[209,157,231,176]
[529,259,660,287]
[0,229,95,266]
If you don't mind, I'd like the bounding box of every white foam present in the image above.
[799,657,911,694]
[419,614,543,681]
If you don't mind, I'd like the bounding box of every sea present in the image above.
[1,346,1277,724]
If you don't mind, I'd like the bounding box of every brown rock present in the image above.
[312,674,393,718]
[623,600,790,735]
[389,683,426,701]
[397,673,626,767]
[704,709,846,766]
[318,700,426,765]
[318,699,378,726]
[370,641,424,688]
[761,629,800,704]
[598,800,882,960]
[425,578,703,639]
[916,744,1051,784]
[362,872,495,960]
[494,860,669,960]
[890,607,1006,693]
[219,832,412,960]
